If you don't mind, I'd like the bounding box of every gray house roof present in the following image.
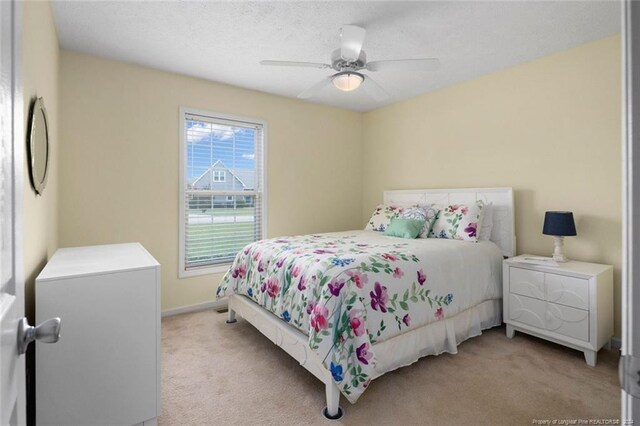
[191,160,255,190]
[231,169,255,190]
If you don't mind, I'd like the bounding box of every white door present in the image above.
[0,0,25,424]
[622,0,640,422]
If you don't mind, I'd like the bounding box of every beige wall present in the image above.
[23,1,59,321]
[58,52,363,311]
[57,36,622,335]
[362,36,622,336]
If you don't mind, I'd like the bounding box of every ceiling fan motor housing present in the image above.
[331,48,367,71]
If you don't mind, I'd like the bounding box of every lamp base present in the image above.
[551,236,568,263]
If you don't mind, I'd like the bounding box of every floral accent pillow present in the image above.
[429,201,485,242]
[400,205,439,238]
[365,204,405,232]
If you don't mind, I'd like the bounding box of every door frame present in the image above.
[0,0,25,424]
[622,0,640,421]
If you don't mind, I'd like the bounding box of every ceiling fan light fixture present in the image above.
[332,71,364,92]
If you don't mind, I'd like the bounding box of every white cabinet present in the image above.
[36,243,161,426]
[503,256,613,366]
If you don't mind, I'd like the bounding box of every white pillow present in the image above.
[429,200,485,242]
[478,202,493,241]
[365,204,405,232]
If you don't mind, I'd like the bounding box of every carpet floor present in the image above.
[159,310,620,426]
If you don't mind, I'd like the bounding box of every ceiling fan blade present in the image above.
[361,75,390,102]
[340,25,366,62]
[260,60,331,69]
[297,76,333,99]
[366,58,440,72]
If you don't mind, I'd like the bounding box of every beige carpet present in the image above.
[159,310,620,426]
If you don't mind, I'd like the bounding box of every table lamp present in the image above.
[543,211,577,262]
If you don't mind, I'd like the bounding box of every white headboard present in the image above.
[383,187,515,257]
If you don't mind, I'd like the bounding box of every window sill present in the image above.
[179,263,231,278]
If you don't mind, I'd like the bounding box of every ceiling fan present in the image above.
[260,25,440,101]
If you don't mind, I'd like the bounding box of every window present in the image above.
[213,171,225,182]
[180,108,266,276]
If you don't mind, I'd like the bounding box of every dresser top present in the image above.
[37,243,159,282]
[505,254,612,276]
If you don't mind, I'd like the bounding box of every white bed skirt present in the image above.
[227,294,502,415]
[371,298,502,379]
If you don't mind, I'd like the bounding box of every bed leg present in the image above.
[226,308,237,324]
[322,382,343,420]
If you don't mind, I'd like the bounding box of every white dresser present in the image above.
[36,243,161,426]
[503,255,613,366]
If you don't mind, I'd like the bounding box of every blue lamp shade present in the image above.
[543,211,577,236]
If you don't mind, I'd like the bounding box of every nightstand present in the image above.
[503,255,613,366]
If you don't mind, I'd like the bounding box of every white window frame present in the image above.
[179,107,268,277]
[213,170,225,182]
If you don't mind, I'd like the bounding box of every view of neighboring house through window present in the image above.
[181,110,265,274]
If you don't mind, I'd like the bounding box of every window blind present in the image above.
[183,112,264,270]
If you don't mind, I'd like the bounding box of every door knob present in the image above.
[17,317,61,355]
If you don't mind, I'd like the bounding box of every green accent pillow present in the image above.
[383,217,426,239]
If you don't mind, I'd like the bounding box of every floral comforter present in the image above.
[216,230,502,403]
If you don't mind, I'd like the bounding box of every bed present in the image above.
[216,187,515,419]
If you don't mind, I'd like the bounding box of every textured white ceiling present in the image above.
[51,1,620,112]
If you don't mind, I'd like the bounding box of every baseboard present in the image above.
[611,337,622,350]
[161,299,228,317]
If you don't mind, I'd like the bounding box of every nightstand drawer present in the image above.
[508,293,546,329]
[508,294,589,342]
[545,273,589,310]
[546,302,589,342]
[509,267,545,300]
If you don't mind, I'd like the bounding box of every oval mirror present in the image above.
[28,97,50,195]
